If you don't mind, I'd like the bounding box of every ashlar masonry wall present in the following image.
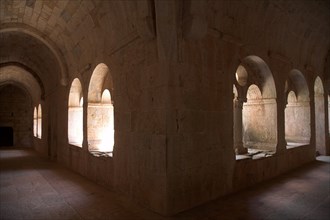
[0,85,33,147]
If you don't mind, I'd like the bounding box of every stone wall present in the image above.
[285,104,311,143]
[0,85,32,147]
[233,145,315,192]
[0,0,329,217]
[243,100,277,150]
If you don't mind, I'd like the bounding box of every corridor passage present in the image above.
[0,147,329,220]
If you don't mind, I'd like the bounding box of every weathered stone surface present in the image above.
[0,0,329,217]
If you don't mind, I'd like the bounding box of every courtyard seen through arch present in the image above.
[87,64,114,157]
[0,0,329,218]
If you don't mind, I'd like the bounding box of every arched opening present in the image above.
[0,65,43,104]
[68,78,83,147]
[37,104,42,139]
[314,77,326,155]
[235,65,248,86]
[233,56,277,158]
[33,107,37,137]
[242,84,276,153]
[88,64,114,157]
[99,89,114,152]
[285,70,310,148]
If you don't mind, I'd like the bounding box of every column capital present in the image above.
[233,98,244,109]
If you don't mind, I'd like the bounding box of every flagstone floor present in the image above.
[1,147,329,220]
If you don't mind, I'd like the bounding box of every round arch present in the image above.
[285,69,310,146]
[68,78,84,147]
[0,23,68,86]
[233,56,277,155]
[0,65,42,104]
[88,63,113,103]
[87,63,114,156]
[286,69,309,101]
[240,55,277,99]
[314,76,326,155]
[68,78,83,107]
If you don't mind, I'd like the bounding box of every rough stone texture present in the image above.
[243,100,277,151]
[285,103,311,143]
[0,0,329,216]
[0,85,32,147]
[1,148,329,220]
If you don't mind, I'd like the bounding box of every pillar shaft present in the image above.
[233,98,247,154]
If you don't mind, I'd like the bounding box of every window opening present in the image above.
[285,70,310,148]
[37,104,42,139]
[233,56,277,160]
[314,77,326,155]
[88,64,114,157]
[68,78,83,147]
[33,107,37,137]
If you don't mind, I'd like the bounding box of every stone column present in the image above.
[276,95,287,154]
[233,98,247,154]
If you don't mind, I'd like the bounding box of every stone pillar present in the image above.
[233,98,247,154]
[309,91,316,150]
[276,95,287,154]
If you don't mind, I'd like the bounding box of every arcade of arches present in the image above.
[0,0,329,217]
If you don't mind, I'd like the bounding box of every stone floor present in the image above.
[235,148,275,160]
[1,147,329,220]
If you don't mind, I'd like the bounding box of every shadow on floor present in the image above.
[1,147,329,220]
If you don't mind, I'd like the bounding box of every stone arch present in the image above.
[0,24,68,86]
[285,69,310,146]
[68,78,83,147]
[241,55,277,99]
[0,62,45,99]
[235,65,248,87]
[87,64,114,156]
[246,84,262,100]
[233,56,277,155]
[88,63,113,103]
[33,107,37,137]
[242,84,277,152]
[314,76,326,155]
[101,89,112,104]
[37,104,42,139]
[286,69,310,101]
[0,65,42,104]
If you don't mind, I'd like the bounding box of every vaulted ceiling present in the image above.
[0,0,136,97]
[0,0,329,97]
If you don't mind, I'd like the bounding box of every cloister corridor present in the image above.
[1,0,330,219]
[1,147,329,220]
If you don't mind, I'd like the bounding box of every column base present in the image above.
[235,145,248,155]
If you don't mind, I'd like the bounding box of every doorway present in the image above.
[0,127,14,146]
